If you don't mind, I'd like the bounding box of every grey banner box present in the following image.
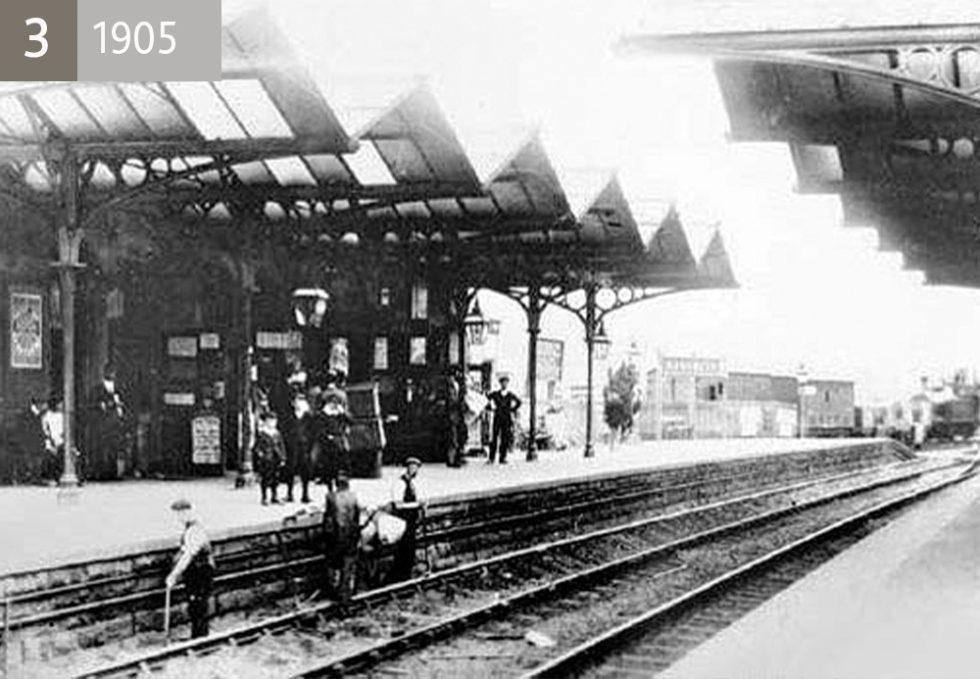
[77,0,220,82]
[0,0,77,81]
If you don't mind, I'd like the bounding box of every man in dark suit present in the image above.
[487,375,521,464]
[90,365,126,479]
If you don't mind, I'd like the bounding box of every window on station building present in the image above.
[409,336,427,365]
[707,382,724,401]
[373,337,389,371]
[411,282,428,319]
[825,390,831,403]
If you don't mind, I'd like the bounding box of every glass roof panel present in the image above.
[345,142,396,185]
[165,82,246,140]
[395,201,431,218]
[459,197,497,216]
[32,90,103,138]
[367,206,398,219]
[214,80,293,138]
[426,198,463,218]
[266,157,317,186]
[488,182,534,216]
[233,160,275,184]
[302,154,352,184]
[74,86,148,139]
[373,138,431,182]
[117,84,195,137]
[0,97,35,138]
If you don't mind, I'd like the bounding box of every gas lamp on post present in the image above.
[463,298,488,348]
[593,320,611,362]
[292,287,330,380]
[292,288,330,329]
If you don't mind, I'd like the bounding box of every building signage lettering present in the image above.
[662,357,720,375]
[167,336,197,358]
[256,331,302,350]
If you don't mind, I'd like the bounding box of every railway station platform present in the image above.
[660,457,980,679]
[0,438,918,576]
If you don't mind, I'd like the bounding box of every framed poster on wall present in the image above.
[10,292,43,369]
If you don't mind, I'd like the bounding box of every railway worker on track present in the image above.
[387,456,426,583]
[166,498,216,639]
[322,470,361,602]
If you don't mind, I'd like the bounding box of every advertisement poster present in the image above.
[10,292,42,369]
[191,414,222,465]
[537,338,564,383]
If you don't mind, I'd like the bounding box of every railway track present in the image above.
[5,443,897,649]
[522,474,972,679]
[59,455,962,679]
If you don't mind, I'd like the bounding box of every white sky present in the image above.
[230,0,980,404]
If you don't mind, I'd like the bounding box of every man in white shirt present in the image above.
[166,498,215,638]
[387,457,426,583]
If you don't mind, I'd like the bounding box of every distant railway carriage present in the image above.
[928,394,980,441]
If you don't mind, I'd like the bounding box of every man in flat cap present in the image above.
[387,456,425,583]
[166,498,215,638]
[487,375,521,464]
[322,471,361,602]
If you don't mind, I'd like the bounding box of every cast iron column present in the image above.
[525,286,541,462]
[56,154,83,488]
[236,258,256,484]
[584,283,597,458]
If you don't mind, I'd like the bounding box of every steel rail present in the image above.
[522,467,977,678]
[73,459,946,679]
[11,454,865,631]
[282,461,963,677]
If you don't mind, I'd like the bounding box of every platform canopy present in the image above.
[0,7,735,298]
[621,24,980,287]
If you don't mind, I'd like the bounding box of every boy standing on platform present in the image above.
[166,498,215,639]
[254,411,285,505]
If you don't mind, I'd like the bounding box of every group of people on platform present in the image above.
[251,366,352,506]
[11,365,128,485]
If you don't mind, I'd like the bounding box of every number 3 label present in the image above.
[24,17,48,59]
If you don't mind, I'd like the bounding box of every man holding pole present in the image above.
[165,498,215,639]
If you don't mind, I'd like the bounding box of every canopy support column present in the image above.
[235,257,257,486]
[583,283,598,459]
[55,154,84,488]
[525,286,543,462]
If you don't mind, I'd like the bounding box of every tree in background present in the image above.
[603,362,642,445]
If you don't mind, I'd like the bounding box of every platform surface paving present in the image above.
[660,460,980,679]
[0,438,865,575]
